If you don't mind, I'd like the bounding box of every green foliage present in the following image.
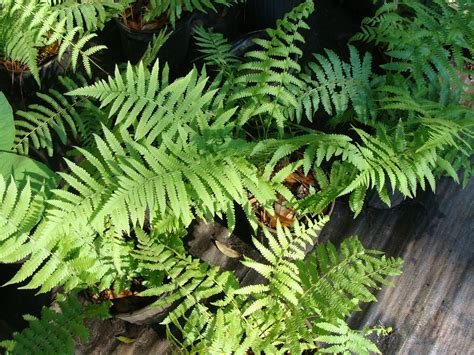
[354,0,474,103]
[193,25,239,71]
[50,0,133,33]
[228,0,314,132]
[0,0,126,84]
[0,92,15,150]
[68,60,278,230]
[146,0,240,26]
[142,219,402,353]
[296,45,375,122]
[140,29,172,68]
[0,92,58,191]
[0,0,470,353]
[14,75,108,156]
[0,176,45,263]
[0,293,110,355]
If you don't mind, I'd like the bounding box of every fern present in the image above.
[0,177,45,263]
[0,293,110,355]
[353,0,474,101]
[296,45,376,123]
[228,0,314,132]
[140,29,173,68]
[1,61,286,293]
[0,0,108,84]
[14,75,108,156]
[50,0,133,33]
[145,0,240,27]
[67,61,208,137]
[147,219,402,353]
[193,25,239,71]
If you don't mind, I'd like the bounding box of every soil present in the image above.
[250,159,327,229]
[91,282,157,315]
[119,1,170,31]
[0,42,58,73]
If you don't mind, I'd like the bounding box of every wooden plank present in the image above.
[318,177,474,354]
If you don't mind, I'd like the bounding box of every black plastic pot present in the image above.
[0,263,52,340]
[0,56,65,101]
[115,15,194,68]
[366,184,405,209]
[245,0,302,30]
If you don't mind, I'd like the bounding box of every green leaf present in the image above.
[0,152,58,192]
[116,336,136,344]
[0,92,14,151]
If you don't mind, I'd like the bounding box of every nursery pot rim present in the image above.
[114,298,175,325]
[0,54,58,75]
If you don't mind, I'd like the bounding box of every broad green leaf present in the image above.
[0,152,59,193]
[0,92,14,151]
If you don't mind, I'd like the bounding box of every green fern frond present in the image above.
[0,177,45,262]
[353,0,473,98]
[316,319,381,354]
[68,61,217,140]
[141,29,172,67]
[0,0,107,84]
[296,45,375,122]
[14,75,108,156]
[0,293,110,355]
[169,219,402,353]
[51,0,133,33]
[146,0,240,27]
[229,0,314,132]
[194,25,239,71]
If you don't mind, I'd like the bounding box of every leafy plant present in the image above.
[0,92,58,191]
[193,0,473,214]
[1,0,471,353]
[0,293,110,354]
[137,219,403,353]
[144,0,241,26]
[0,0,132,84]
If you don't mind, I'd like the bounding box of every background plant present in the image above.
[2,0,471,352]
[194,0,474,214]
[0,0,133,84]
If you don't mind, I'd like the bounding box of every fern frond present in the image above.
[146,0,240,27]
[353,0,474,98]
[14,75,108,156]
[229,0,314,132]
[169,219,402,353]
[51,0,133,33]
[0,293,110,355]
[0,177,45,261]
[68,61,216,140]
[0,0,107,84]
[296,45,375,122]
[194,25,239,71]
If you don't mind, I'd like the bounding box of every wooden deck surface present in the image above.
[77,177,473,354]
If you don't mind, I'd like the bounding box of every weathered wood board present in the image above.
[319,177,474,354]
